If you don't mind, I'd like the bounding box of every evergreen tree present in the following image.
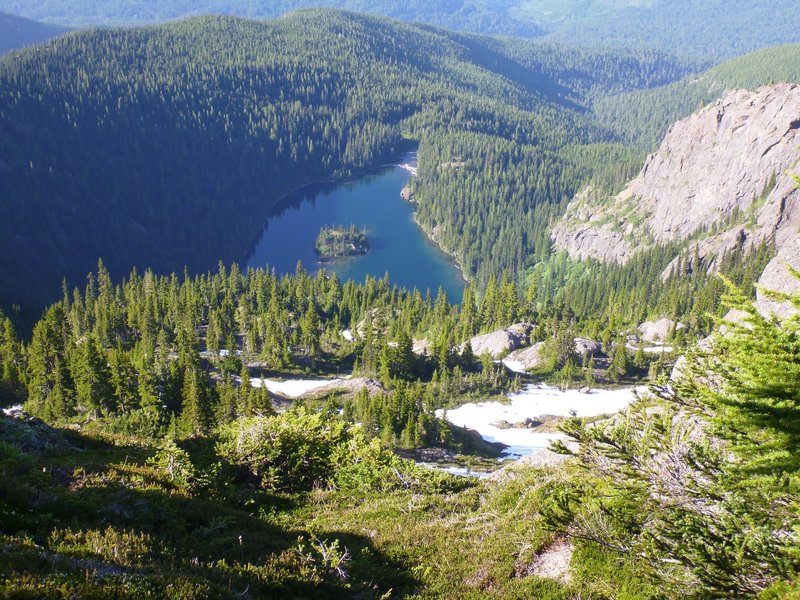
[26,305,74,420]
[0,313,24,401]
[179,367,210,437]
[239,363,252,416]
[73,336,114,418]
[250,381,274,416]
[109,345,137,413]
[216,375,238,425]
[608,337,629,382]
[551,280,800,597]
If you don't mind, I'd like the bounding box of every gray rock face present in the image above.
[550,187,637,264]
[552,84,800,270]
[753,237,800,319]
[638,318,685,342]
[631,84,800,245]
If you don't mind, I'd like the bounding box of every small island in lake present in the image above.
[314,224,369,258]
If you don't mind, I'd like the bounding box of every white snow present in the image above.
[1,404,23,417]
[626,344,674,354]
[246,377,344,398]
[341,329,354,342]
[418,463,493,479]
[501,358,528,374]
[439,384,641,458]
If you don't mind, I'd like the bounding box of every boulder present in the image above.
[670,334,715,383]
[503,342,547,372]
[508,322,534,336]
[718,308,752,333]
[638,318,685,342]
[574,337,602,358]
[300,377,386,399]
[672,238,800,381]
[412,338,431,356]
[466,325,529,358]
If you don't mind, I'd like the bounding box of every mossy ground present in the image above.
[0,416,658,599]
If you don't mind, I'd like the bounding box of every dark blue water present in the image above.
[246,160,465,301]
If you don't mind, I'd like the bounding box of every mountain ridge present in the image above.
[0,0,798,59]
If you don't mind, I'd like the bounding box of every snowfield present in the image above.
[439,384,642,457]
[246,377,344,398]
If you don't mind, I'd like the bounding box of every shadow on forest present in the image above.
[457,36,586,113]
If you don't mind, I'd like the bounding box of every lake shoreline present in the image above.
[243,148,468,296]
[412,212,469,285]
[239,145,418,267]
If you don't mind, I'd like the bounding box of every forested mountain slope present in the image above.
[0,9,689,321]
[0,0,797,59]
[0,11,66,54]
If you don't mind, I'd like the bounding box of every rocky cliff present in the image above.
[552,83,800,270]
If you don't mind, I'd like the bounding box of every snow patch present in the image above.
[341,329,354,342]
[1,404,23,417]
[418,463,493,479]
[501,358,528,374]
[439,384,640,458]
[398,163,418,176]
[626,344,674,354]
[247,377,344,398]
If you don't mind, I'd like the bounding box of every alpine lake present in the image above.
[246,153,465,301]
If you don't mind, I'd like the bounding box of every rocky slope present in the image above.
[752,236,800,319]
[552,83,800,272]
